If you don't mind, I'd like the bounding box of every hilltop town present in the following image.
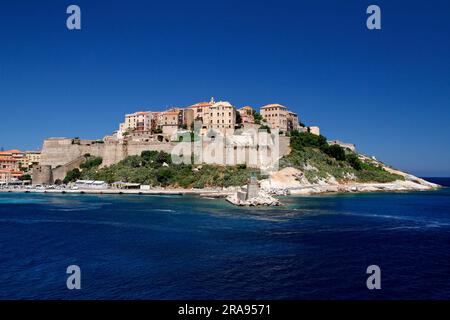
[1,98,313,185]
[1,98,438,199]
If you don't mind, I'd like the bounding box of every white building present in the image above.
[75,180,108,190]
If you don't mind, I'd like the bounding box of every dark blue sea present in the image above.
[1,178,449,300]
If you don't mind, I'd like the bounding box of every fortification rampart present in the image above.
[37,134,291,183]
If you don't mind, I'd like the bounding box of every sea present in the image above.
[0,178,449,300]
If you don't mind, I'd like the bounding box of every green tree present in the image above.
[290,132,327,150]
[346,153,362,170]
[252,111,263,125]
[156,151,171,165]
[236,112,242,125]
[323,144,346,161]
[63,168,81,184]
[80,156,103,170]
[141,150,159,162]
[19,174,32,181]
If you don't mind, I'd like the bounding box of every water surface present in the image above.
[1,180,449,299]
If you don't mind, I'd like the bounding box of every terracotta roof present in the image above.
[0,169,22,174]
[0,150,23,155]
[163,111,180,116]
[188,102,212,108]
[0,157,17,162]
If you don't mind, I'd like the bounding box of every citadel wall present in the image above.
[36,135,291,184]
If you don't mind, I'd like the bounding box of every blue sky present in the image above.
[0,0,449,176]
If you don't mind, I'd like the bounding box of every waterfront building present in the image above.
[0,169,23,183]
[24,151,41,169]
[75,180,108,189]
[0,149,26,168]
[0,157,20,171]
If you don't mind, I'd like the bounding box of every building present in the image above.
[117,111,153,139]
[308,126,320,136]
[0,169,23,183]
[208,101,236,132]
[328,140,356,152]
[157,110,182,135]
[125,111,152,133]
[0,157,19,171]
[299,126,320,136]
[260,104,289,132]
[23,151,41,169]
[188,99,215,129]
[238,106,255,125]
[181,108,194,128]
[0,150,26,168]
[287,111,299,132]
[75,180,108,189]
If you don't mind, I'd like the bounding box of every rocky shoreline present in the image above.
[0,167,440,201]
[260,167,440,196]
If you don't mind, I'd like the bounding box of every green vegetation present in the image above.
[19,174,32,181]
[252,111,263,125]
[63,156,102,183]
[77,150,262,188]
[283,131,403,183]
[236,112,242,125]
[63,168,81,184]
[80,156,103,170]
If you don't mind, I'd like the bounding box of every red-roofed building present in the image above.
[0,169,23,183]
[0,157,19,171]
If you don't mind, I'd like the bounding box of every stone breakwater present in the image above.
[260,167,440,195]
[226,190,281,206]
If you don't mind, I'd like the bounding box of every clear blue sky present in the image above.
[0,0,449,176]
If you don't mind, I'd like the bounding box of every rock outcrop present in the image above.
[226,190,281,206]
[260,167,440,195]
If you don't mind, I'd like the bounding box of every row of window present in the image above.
[265,113,287,117]
[210,119,232,124]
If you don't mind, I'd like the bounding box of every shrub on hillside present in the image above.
[290,132,327,150]
[346,153,362,170]
[64,168,81,184]
[322,144,346,161]
[80,156,103,170]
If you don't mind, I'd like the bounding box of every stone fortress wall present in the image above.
[33,135,291,185]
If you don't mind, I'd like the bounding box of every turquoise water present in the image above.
[0,183,450,299]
